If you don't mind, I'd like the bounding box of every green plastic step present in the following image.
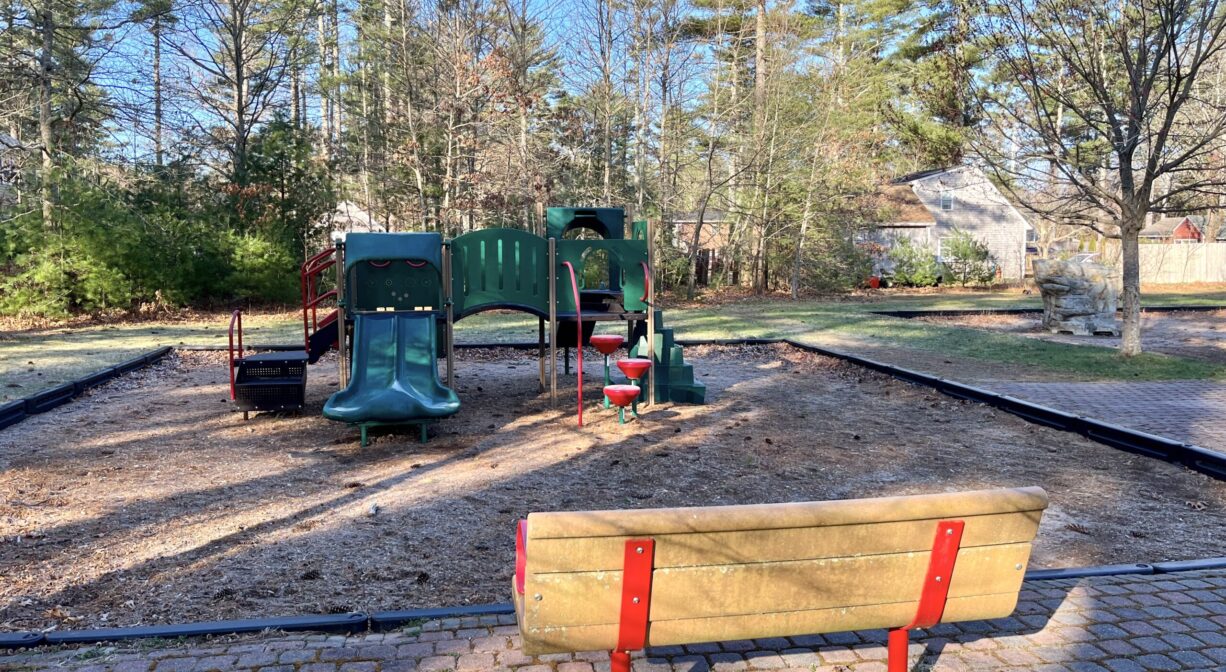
[668,364,694,387]
[626,310,705,405]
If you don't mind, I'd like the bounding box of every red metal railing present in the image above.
[228,309,243,400]
[561,261,583,427]
[301,248,337,351]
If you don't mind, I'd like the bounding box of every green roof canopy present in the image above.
[344,232,442,273]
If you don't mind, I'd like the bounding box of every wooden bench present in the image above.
[513,487,1049,672]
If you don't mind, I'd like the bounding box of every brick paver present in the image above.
[4,569,1225,672]
[987,380,1226,456]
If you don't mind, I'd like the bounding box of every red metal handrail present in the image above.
[639,261,651,305]
[561,261,583,427]
[306,289,338,312]
[304,246,336,270]
[228,310,243,400]
[301,248,337,351]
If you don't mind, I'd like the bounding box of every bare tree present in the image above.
[972,0,1226,355]
[168,0,311,185]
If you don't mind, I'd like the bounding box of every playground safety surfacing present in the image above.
[2,345,1224,632]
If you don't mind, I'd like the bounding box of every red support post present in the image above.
[887,520,965,672]
[560,261,583,427]
[610,539,654,672]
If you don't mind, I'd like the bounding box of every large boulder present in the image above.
[1032,259,1120,336]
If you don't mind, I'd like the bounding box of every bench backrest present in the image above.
[514,487,1049,654]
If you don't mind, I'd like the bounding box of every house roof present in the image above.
[890,166,959,185]
[874,183,936,226]
[1140,215,1204,238]
[0,133,24,152]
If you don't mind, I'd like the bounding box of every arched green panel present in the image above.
[451,228,550,319]
[555,239,649,314]
[546,207,625,241]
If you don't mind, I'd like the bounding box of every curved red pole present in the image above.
[639,261,651,305]
[228,310,242,400]
[561,261,583,427]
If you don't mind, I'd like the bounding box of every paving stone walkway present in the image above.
[987,380,1226,456]
[3,569,1225,672]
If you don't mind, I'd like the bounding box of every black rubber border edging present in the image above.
[370,604,515,632]
[0,347,173,432]
[9,556,1226,649]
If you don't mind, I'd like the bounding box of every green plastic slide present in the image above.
[323,312,460,425]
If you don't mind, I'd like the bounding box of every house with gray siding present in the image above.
[872,166,1031,280]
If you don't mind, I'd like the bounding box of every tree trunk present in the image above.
[318,13,331,160]
[1119,222,1143,356]
[153,13,163,167]
[291,64,301,128]
[600,0,613,201]
[230,3,247,187]
[748,0,768,293]
[791,144,821,299]
[38,2,54,227]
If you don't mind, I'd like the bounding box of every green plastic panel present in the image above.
[348,262,442,313]
[631,220,648,241]
[343,233,444,313]
[546,207,625,240]
[554,239,648,313]
[451,228,550,319]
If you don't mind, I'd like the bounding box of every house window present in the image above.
[939,192,954,211]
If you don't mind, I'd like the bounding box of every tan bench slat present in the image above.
[525,487,1048,540]
[517,591,1020,654]
[524,542,1032,627]
[525,510,1040,574]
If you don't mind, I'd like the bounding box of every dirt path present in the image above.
[2,346,1223,631]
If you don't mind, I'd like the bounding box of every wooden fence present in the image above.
[1101,242,1226,284]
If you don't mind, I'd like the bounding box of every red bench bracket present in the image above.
[515,520,528,596]
[888,519,965,672]
[611,538,655,672]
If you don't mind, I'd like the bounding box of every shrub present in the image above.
[943,229,997,286]
[887,237,941,286]
[227,233,300,303]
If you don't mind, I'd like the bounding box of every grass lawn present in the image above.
[3,286,1224,402]
[0,312,301,403]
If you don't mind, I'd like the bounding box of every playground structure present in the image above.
[229,207,705,443]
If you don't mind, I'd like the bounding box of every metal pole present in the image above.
[549,236,557,407]
[646,218,655,407]
[336,241,349,389]
[444,240,455,390]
